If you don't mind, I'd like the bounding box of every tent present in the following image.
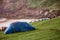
[4,22,35,34]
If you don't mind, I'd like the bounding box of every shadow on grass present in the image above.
[50,28,60,40]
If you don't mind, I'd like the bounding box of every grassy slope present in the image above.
[0,17,60,40]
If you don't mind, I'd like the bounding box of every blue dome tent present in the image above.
[4,22,35,34]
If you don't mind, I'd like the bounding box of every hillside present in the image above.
[0,17,60,40]
[29,0,60,10]
[0,0,60,18]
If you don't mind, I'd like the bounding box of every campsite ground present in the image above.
[0,17,60,40]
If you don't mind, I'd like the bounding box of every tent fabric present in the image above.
[4,22,35,34]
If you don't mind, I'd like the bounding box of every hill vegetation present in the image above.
[0,17,60,40]
[28,0,60,10]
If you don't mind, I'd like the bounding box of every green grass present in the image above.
[0,17,60,40]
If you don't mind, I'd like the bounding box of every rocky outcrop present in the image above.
[0,0,60,19]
